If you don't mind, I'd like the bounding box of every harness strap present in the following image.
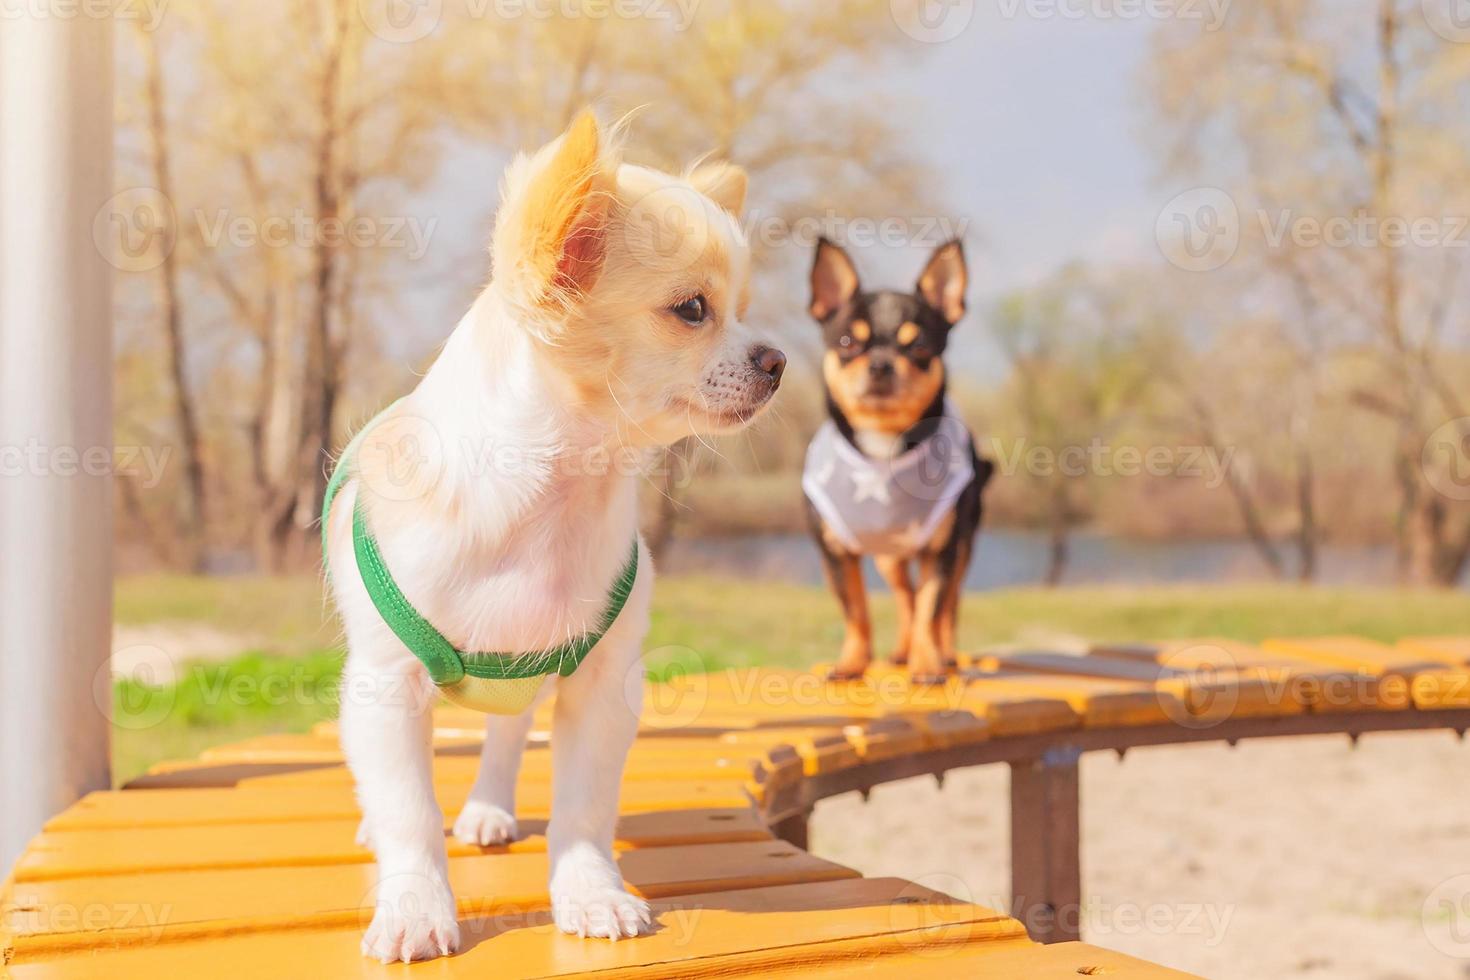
[323,406,639,688]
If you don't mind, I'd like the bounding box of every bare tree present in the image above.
[1146,0,1470,585]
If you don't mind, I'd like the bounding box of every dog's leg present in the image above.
[936,536,973,667]
[822,551,872,680]
[452,704,541,846]
[341,654,460,963]
[545,561,654,940]
[909,554,949,684]
[873,555,914,666]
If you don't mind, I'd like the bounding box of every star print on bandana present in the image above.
[851,464,893,505]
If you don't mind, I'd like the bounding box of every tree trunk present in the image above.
[1290,405,1317,582]
[1042,485,1069,587]
[142,24,207,571]
[298,0,349,563]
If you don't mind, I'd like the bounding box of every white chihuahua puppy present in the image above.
[324,111,783,963]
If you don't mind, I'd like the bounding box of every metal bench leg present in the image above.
[1010,747,1082,943]
[771,810,810,850]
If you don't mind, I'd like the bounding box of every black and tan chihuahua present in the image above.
[802,238,994,684]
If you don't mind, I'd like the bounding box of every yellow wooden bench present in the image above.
[7,635,1467,977]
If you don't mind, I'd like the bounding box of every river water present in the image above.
[660,530,1462,590]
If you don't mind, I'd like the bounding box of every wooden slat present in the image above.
[1260,636,1459,675]
[965,671,1180,728]
[183,738,789,786]
[718,728,861,776]
[987,650,1304,724]
[12,809,770,883]
[5,841,852,955]
[3,878,1025,978]
[829,940,1203,978]
[1093,639,1396,714]
[1400,637,1470,666]
[45,780,753,831]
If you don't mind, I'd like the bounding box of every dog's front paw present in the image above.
[453,800,519,846]
[362,871,460,963]
[552,885,653,940]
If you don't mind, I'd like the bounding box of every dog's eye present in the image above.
[672,295,708,325]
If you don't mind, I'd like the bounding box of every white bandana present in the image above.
[802,401,975,556]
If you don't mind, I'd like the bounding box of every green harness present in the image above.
[322,406,639,714]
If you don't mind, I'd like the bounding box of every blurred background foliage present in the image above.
[111,0,1470,590]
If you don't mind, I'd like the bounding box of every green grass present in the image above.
[111,574,1470,784]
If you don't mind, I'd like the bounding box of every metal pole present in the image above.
[1009,748,1083,943]
[0,8,115,873]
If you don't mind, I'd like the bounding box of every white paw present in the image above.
[551,885,653,940]
[354,817,372,849]
[453,800,519,847]
[361,871,461,963]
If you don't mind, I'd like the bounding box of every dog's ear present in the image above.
[810,238,860,321]
[917,239,967,325]
[689,162,747,218]
[492,109,618,315]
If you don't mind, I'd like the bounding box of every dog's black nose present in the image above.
[868,358,895,380]
[751,346,786,387]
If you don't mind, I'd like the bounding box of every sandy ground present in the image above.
[111,625,263,682]
[810,730,1470,980]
